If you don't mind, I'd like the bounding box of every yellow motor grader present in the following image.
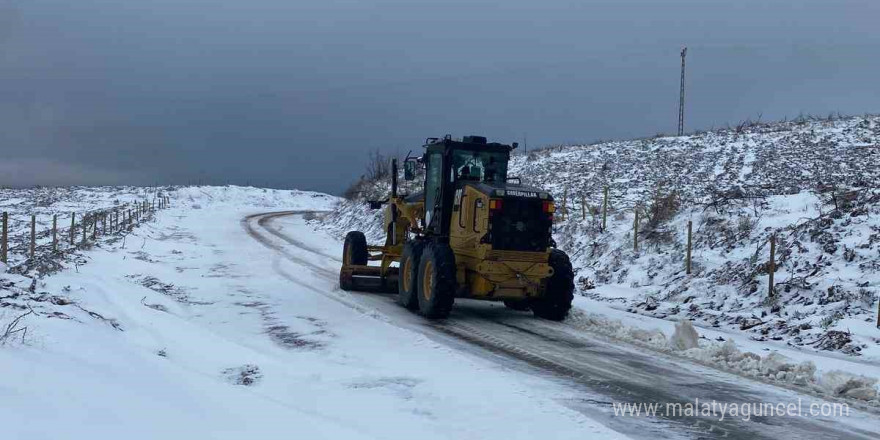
[339,135,574,320]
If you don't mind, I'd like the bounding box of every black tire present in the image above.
[397,240,424,309]
[530,249,574,321]
[503,299,531,311]
[417,242,456,319]
[343,231,368,266]
[339,271,354,291]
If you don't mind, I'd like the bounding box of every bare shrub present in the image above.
[737,215,754,237]
[647,190,680,228]
[0,308,33,346]
[366,150,390,181]
[342,180,363,200]
[344,150,393,200]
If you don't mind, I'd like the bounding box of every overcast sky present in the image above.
[0,0,877,193]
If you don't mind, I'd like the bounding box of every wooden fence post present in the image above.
[52,214,58,251]
[633,207,639,252]
[686,220,693,275]
[92,215,97,239]
[581,194,586,221]
[81,215,87,244]
[562,189,568,221]
[1,212,7,264]
[29,214,36,258]
[70,212,75,245]
[768,234,776,297]
[602,186,609,232]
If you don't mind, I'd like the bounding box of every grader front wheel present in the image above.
[530,249,574,321]
[340,231,369,291]
[343,231,368,266]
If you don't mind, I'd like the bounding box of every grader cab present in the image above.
[339,135,574,320]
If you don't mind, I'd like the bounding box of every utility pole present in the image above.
[678,46,687,137]
[523,133,528,156]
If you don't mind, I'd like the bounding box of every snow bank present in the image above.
[567,307,880,405]
[819,371,878,400]
[171,185,338,210]
[669,320,699,351]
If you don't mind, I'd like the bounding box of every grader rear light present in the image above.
[489,199,503,211]
[543,201,555,213]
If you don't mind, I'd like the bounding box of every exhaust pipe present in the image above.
[391,158,398,199]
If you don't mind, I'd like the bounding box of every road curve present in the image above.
[245,211,880,440]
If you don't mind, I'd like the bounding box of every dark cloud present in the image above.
[1,0,878,193]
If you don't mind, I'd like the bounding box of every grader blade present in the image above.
[339,264,398,292]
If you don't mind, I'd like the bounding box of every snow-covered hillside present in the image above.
[317,115,880,362]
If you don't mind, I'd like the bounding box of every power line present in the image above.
[678,46,687,136]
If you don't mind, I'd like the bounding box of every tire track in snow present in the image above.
[245,211,880,440]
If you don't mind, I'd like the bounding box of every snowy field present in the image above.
[0,186,628,440]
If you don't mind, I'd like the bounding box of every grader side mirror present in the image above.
[404,160,416,181]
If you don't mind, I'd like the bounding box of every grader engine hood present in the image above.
[463,182,554,253]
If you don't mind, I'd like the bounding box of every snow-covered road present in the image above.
[4,185,878,440]
[248,211,880,440]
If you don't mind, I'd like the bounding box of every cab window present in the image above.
[450,150,508,184]
[425,152,443,225]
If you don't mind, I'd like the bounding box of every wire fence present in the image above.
[1,195,171,273]
[553,185,879,328]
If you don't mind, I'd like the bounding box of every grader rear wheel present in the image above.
[397,241,423,309]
